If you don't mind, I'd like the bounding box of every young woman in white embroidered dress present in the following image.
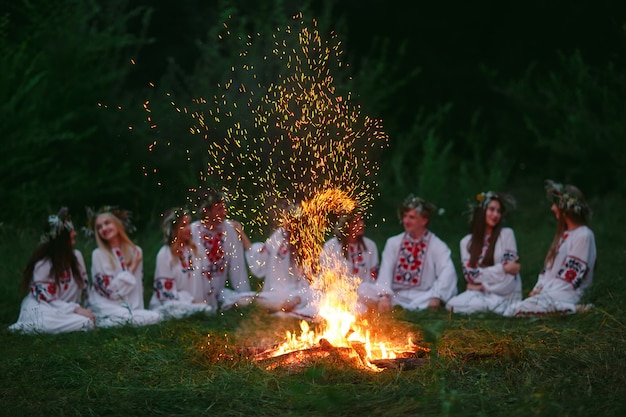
[319,211,379,315]
[447,192,522,314]
[359,194,458,313]
[87,207,161,327]
[9,208,95,334]
[149,208,213,318]
[505,181,596,316]
[245,203,316,319]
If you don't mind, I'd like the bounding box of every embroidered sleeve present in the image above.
[29,261,59,303]
[462,262,480,284]
[501,250,517,263]
[93,273,114,298]
[556,256,588,288]
[30,281,59,303]
[91,250,115,298]
[367,239,379,280]
[154,278,179,302]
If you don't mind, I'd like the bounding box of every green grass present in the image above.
[1,186,625,416]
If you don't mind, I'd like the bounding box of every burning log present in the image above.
[256,338,369,370]
[253,338,427,371]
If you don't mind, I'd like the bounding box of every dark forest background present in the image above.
[2,0,625,230]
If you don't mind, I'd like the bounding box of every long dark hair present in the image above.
[20,209,83,295]
[544,185,589,269]
[467,196,507,267]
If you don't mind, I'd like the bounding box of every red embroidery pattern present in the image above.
[178,248,195,278]
[393,232,431,289]
[557,255,588,288]
[277,240,290,260]
[113,248,128,271]
[94,274,112,298]
[30,268,74,303]
[348,243,367,277]
[154,278,178,301]
[201,227,226,280]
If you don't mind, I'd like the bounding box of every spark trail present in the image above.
[183,14,389,235]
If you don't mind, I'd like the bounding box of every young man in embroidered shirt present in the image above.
[358,194,458,313]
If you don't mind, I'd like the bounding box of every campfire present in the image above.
[250,317,429,372]
[248,265,430,371]
[234,189,430,371]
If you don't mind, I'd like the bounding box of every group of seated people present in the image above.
[9,180,597,334]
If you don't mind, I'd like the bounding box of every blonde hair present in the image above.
[94,212,138,270]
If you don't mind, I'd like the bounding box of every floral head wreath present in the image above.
[545,179,590,217]
[40,207,74,244]
[399,194,438,219]
[83,205,136,238]
[194,187,227,212]
[467,191,516,221]
[335,207,364,238]
[161,207,191,242]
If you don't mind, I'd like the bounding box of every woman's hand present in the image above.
[504,258,521,275]
[378,295,392,313]
[74,306,96,323]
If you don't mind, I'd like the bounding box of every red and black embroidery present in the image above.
[201,227,226,280]
[393,231,431,289]
[30,268,73,302]
[113,248,129,271]
[557,255,588,288]
[154,278,178,301]
[277,240,290,260]
[348,243,367,277]
[93,273,113,298]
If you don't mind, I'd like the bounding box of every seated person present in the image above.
[87,206,161,327]
[245,203,316,319]
[447,191,522,315]
[359,194,457,312]
[9,208,95,334]
[190,188,256,310]
[149,207,214,318]
[505,180,596,316]
[319,210,379,315]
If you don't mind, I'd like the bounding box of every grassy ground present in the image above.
[1,186,625,416]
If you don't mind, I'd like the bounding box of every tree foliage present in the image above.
[0,0,623,228]
[0,0,152,222]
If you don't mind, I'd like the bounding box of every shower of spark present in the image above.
[180,14,388,234]
[283,187,357,280]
